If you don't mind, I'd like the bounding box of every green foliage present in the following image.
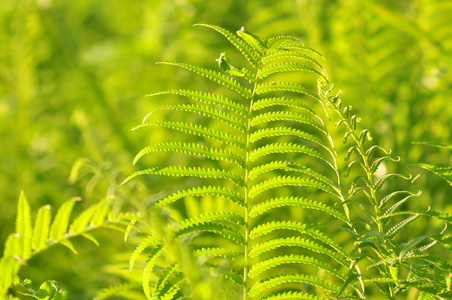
[1,0,452,299]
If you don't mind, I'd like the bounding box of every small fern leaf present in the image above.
[176,222,244,245]
[134,142,245,167]
[123,166,244,186]
[157,61,252,98]
[31,205,51,251]
[142,246,164,300]
[94,282,140,300]
[60,239,78,254]
[251,111,325,133]
[147,89,247,116]
[134,120,246,150]
[369,155,400,175]
[249,143,329,167]
[90,204,110,227]
[248,254,344,280]
[249,236,347,267]
[262,291,324,300]
[130,235,161,271]
[248,176,340,200]
[249,274,342,298]
[258,62,325,80]
[195,24,260,68]
[373,173,412,191]
[256,82,320,100]
[236,26,267,55]
[49,198,79,241]
[194,247,241,259]
[153,264,180,299]
[262,49,325,73]
[68,205,98,234]
[384,191,421,216]
[252,97,317,117]
[249,197,347,222]
[249,128,327,152]
[156,186,244,208]
[154,104,246,133]
[177,212,244,229]
[16,191,32,260]
[386,214,420,238]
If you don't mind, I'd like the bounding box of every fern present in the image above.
[0,192,137,298]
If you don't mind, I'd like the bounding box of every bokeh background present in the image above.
[1,0,451,298]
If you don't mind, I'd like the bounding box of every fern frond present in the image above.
[261,50,325,73]
[94,282,141,300]
[157,61,252,98]
[248,176,340,199]
[133,142,245,167]
[385,214,420,238]
[249,143,328,166]
[153,264,181,299]
[176,223,244,245]
[177,212,244,229]
[373,173,412,191]
[252,97,317,116]
[251,111,325,132]
[147,89,247,117]
[16,192,32,260]
[49,198,79,241]
[249,274,343,298]
[369,155,400,176]
[194,247,241,259]
[194,24,260,68]
[143,246,164,300]
[130,235,161,271]
[258,62,326,80]
[134,120,246,150]
[383,191,421,215]
[236,26,267,55]
[249,197,347,222]
[262,291,324,300]
[153,104,246,133]
[31,205,51,251]
[155,186,244,208]
[248,254,344,280]
[122,166,244,186]
[256,82,320,100]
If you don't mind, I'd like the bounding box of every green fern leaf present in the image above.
[256,82,320,100]
[155,186,244,208]
[262,291,324,300]
[134,120,246,150]
[177,212,244,229]
[31,205,52,251]
[134,142,245,167]
[249,197,347,222]
[249,236,347,267]
[249,143,328,166]
[157,62,252,98]
[236,26,267,55]
[258,62,325,80]
[142,246,164,300]
[15,192,32,260]
[249,274,342,298]
[123,166,244,186]
[153,264,180,299]
[94,282,141,300]
[176,222,244,245]
[68,205,98,234]
[194,247,241,259]
[261,49,325,73]
[151,104,246,133]
[147,89,247,116]
[251,111,325,132]
[130,235,161,271]
[194,24,260,68]
[248,176,340,199]
[386,214,420,238]
[252,97,317,116]
[49,198,79,241]
[248,254,344,280]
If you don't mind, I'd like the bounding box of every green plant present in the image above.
[1,24,451,300]
[120,25,451,299]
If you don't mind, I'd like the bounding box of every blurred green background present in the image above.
[1,0,451,298]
